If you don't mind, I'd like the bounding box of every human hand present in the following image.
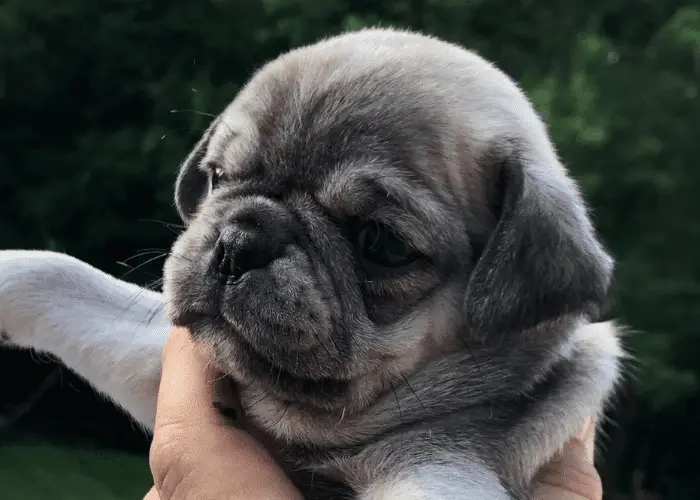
[144,327,602,500]
[143,326,303,500]
[532,416,603,500]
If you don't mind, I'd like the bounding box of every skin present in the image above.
[144,328,603,500]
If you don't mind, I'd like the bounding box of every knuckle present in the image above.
[151,456,191,500]
[149,448,192,499]
[149,425,193,499]
[535,462,603,500]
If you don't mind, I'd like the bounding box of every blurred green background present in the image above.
[0,1,698,498]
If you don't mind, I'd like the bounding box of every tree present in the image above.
[1,1,698,496]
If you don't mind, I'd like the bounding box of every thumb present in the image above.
[143,486,160,500]
[149,327,301,500]
[532,418,603,500]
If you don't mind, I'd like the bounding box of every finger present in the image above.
[143,486,160,500]
[532,438,603,500]
[150,414,304,500]
[149,328,304,500]
[154,327,222,430]
[576,416,596,463]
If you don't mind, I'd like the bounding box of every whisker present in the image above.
[399,374,426,411]
[143,277,164,292]
[457,333,485,381]
[170,108,217,117]
[138,218,185,235]
[272,404,289,433]
[137,301,166,332]
[118,249,169,265]
[118,252,168,281]
[307,328,335,365]
[166,251,195,264]
[389,381,405,451]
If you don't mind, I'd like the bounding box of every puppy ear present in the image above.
[465,147,613,336]
[174,118,220,223]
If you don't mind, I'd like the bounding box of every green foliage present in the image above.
[0,443,150,500]
[1,0,698,497]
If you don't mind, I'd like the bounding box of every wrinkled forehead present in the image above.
[181,46,506,255]
[218,79,431,177]
[204,56,483,212]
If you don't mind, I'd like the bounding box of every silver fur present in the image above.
[158,28,625,500]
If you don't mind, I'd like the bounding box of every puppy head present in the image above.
[163,28,612,424]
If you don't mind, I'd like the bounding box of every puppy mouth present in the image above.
[174,308,351,411]
[234,335,350,410]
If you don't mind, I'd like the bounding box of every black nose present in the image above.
[213,224,280,280]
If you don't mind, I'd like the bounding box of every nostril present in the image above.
[217,246,235,277]
[214,239,230,275]
[213,227,237,277]
[230,245,274,279]
[212,224,279,280]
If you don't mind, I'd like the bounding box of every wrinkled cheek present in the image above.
[162,248,185,320]
[269,256,331,324]
[364,296,409,325]
[230,255,333,352]
[162,229,218,320]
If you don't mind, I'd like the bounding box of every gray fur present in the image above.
[162,28,622,499]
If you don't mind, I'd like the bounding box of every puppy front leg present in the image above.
[498,321,624,496]
[0,250,167,431]
[356,462,513,500]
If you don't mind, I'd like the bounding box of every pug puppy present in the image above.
[0,28,624,500]
[161,27,623,499]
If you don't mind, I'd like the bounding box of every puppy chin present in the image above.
[206,336,354,413]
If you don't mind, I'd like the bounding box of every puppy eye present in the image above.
[356,222,418,268]
[209,164,224,191]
